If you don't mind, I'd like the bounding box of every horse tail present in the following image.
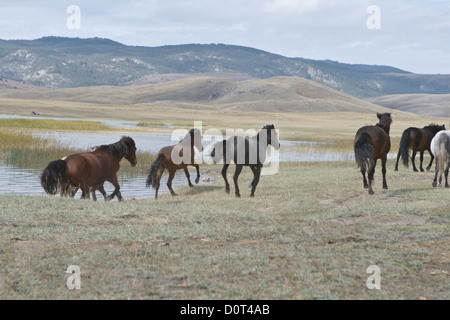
[437,134,449,177]
[40,159,68,195]
[398,129,411,167]
[354,132,374,171]
[146,154,165,188]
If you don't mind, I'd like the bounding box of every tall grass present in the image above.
[0,118,113,131]
[0,129,155,172]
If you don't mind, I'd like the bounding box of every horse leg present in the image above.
[154,166,165,199]
[192,164,200,184]
[445,158,450,188]
[445,166,449,188]
[106,175,122,201]
[432,160,439,187]
[91,187,97,202]
[382,156,388,190]
[419,151,425,172]
[360,167,368,188]
[98,185,107,201]
[367,159,377,195]
[250,165,261,197]
[183,166,194,187]
[68,186,78,198]
[81,185,91,200]
[167,169,177,196]
[411,150,418,172]
[233,164,244,198]
[221,164,230,194]
[394,152,401,171]
[59,181,65,197]
[248,165,256,189]
[426,149,434,171]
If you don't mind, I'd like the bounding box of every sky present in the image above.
[0,0,449,74]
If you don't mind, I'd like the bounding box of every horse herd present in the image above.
[354,113,449,194]
[40,116,449,201]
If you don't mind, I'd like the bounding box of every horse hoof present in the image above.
[235,194,241,198]
[195,178,200,184]
[250,193,254,197]
[189,184,194,188]
[369,190,374,195]
[171,193,178,197]
[225,189,230,194]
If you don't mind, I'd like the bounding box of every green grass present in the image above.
[1,162,448,299]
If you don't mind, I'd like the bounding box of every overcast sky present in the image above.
[1,0,449,74]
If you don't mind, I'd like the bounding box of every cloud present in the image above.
[0,0,449,73]
[263,0,322,15]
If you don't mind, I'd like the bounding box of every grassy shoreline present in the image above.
[0,113,448,300]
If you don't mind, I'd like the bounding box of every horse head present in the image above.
[121,136,137,167]
[263,124,280,150]
[376,113,392,134]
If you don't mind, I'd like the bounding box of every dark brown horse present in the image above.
[395,124,445,172]
[209,124,280,198]
[41,136,137,201]
[146,129,203,199]
[354,113,392,195]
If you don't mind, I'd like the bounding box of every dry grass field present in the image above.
[0,78,449,300]
[0,162,448,300]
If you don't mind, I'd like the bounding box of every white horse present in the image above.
[431,130,450,188]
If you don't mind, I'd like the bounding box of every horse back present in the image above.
[158,144,195,168]
[355,125,390,157]
[64,151,115,186]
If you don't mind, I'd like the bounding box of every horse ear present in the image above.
[377,113,381,119]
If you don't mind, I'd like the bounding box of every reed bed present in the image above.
[0,118,113,131]
[0,129,155,173]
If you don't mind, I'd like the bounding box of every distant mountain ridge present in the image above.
[1,36,450,98]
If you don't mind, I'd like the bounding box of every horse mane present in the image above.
[424,123,445,130]
[179,129,201,146]
[95,136,135,160]
[256,124,275,140]
[375,113,392,133]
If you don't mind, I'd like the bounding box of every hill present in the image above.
[1,37,450,98]
[367,94,450,117]
[0,76,395,114]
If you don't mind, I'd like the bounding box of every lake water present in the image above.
[0,115,397,199]
[0,161,212,200]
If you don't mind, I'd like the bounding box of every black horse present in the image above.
[395,124,445,172]
[209,124,280,197]
[354,113,392,195]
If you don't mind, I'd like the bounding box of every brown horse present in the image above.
[395,124,446,172]
[354,113,392,195]
[41,136,137,201]
[146,129,203,199]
